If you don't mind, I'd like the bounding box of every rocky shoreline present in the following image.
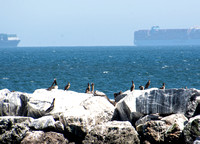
[0,88,200,143]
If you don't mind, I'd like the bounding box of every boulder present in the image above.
[115,88,200,122]
[59,96,115,142]
[115,93,127,103]
[29,115,56,130]
[28,89,93,115]
[83,121,140,144]
[21,131,69,144]
[136,120,168,143]
[0,89,29,116]
[183,115,200,144]
[0,89,10,97]
[161,113,188,131]
[194,137,200,144]
[29,115,65,132]
[135,113,162,127]
[54,120,65,133]
[129,112,144,126]
[136,114,188,143]
[193,103,200,117]
[0,116,33,124]
[0,89,93,118]
[0,116,32,144]
[161,114,188,143]
[80,96,115,123]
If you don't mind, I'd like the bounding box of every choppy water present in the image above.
[0,46,200,98]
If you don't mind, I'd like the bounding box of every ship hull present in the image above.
[134,39,200,46]
[0,40,20,47]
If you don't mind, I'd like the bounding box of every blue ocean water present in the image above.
[0,46,200,99]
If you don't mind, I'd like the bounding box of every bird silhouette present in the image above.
[45,98,55,113]
[130,81,135,91]
[91,83,94,93]
[139,86,144,90]
[145,80,150,89]
[64,82,70,90]
[47,78,58,91]
[85,83,90,93]
[159,83,165,89]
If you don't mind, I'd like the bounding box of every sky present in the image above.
[1,0,200,46]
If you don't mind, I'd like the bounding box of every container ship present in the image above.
[0,33,20,47]
[134,26,200,46]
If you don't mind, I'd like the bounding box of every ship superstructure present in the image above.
[0,33,20,47]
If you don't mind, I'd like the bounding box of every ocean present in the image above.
[0,46,200,99]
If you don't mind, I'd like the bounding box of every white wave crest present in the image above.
[103,71,109,74]
[162,65,169,69]
[2,77,9,80]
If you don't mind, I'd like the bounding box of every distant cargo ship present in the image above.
[134,26,200,46]
[0,33,20,47]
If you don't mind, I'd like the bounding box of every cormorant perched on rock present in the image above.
[145,80,150,89]
[160,83,165,89]
[139,86,144,90]
[130,81,135,91]
[45,98,55,113]
[114,91,123,98]
[91,83,94,93]
[47,78,58,91]
[85,83,90,93]
[64,82,70,90]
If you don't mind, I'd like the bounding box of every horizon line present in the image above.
[17,45,135,48]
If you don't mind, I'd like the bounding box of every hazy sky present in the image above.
[1,0,200,46]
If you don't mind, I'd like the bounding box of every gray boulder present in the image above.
[115,93,127,103]
[0,89,93,119]
[135,113,162,127]
[136,120,168,143]
[29,115,65,132]
[161,114,188,143]
[54,120,65,133]
[83,121,140,144]
[194,137,200,144]
[59,96,115,142]
[29,115,56,130]
[0,116,32,144]
[183,115,200,144]
[0,89,10,97]
[21,131,69,144]
[0,116,33,124]
[115,88,200,122]
[161,113,188,131]
[0,89,29,116]
[28,89,93,117]
[136,114,188,143]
